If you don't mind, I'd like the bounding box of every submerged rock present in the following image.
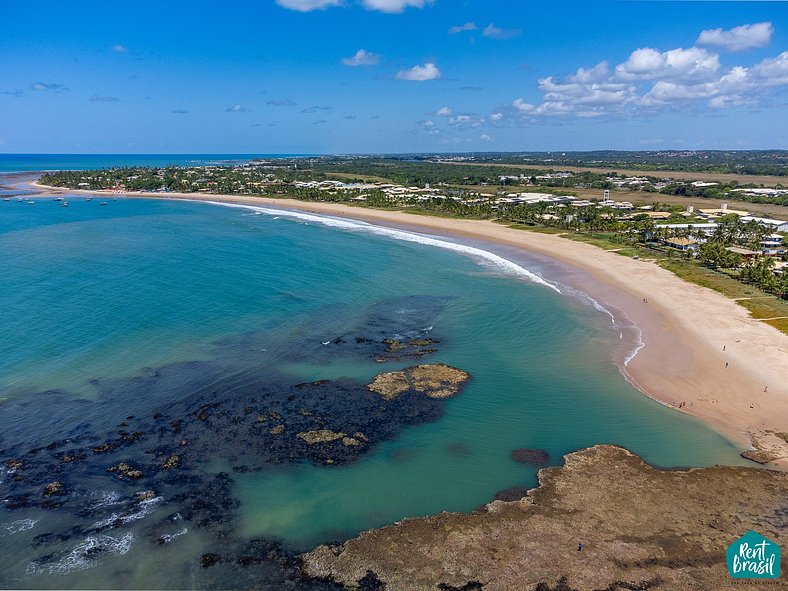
[43,481,65,496]
[297,430,346,445]
[301,445,788,591]
[511,448,550,465]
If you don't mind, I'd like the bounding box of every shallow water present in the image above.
[0,191,747,589]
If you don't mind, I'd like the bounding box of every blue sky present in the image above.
[1,0,787,153]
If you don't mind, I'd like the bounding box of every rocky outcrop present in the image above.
[302,445,788,591]
[367,364,470,400]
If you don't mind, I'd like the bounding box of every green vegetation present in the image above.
[40,159,788,333]
[460,150,788,177]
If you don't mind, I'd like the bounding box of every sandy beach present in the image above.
[31,183,788,468]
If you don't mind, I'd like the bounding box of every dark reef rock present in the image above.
[511,448,550,465]
[0,296,469,590]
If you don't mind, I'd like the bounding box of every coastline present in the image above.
[31,182,788,468]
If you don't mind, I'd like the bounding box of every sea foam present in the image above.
[208,201,646,367]
[209,202,561,293]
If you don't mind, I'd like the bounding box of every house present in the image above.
[725,246,760,260]
[761,234,786,255]
[740,216,788,233]
[655,223,718,235]
[662,237,699,252]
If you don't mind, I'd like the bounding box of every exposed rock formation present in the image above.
[367,364,470,400]
[302,445,788,591]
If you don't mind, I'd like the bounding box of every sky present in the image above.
[1,0,787,153]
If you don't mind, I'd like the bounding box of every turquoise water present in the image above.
[0,186,746,588]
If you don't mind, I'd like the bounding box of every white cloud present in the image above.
[479,134,492,142]
[342,49,380,66]
[362,0,430,12]
[111,44,128,53]
[489,112,504,122]
[483,23,521,40]
[421,120,435,127]
[436,106,453,116]
[568,61,610,83]
[752,51,788,86]
[396,62,441,81]
[275,0,341,11]
[615,47,720,82]
[697,22,773,52]
[226,104,251,112]
[449,22,477,34]
[277,0,430,12]
[512,98,535,112]
[30,82,68,92]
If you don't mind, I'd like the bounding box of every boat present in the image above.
[61,201,69,207]
[99,201,108,206]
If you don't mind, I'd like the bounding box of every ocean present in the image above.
[0,158,746,589]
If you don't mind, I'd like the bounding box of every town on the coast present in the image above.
[41,154,788,309]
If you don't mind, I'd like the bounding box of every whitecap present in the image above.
[208,202,561,293]
[2,518,38,535]
[26,532,133,576]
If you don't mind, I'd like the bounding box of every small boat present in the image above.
[86,197,93,201]
[61,201,69,207]
[99,201,108,206]
[54,197,64,201]
[26,200,35,204]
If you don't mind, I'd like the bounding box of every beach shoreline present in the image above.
[30,182,788,468]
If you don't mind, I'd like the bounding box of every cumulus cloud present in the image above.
[479,133,492,142]
[342,49,380,66]
[30,82,68,92]
[615,46,720,82]
[90,95,120,102]
[508,32,788,121]
[396,62,441,81]
[512,98,535,112]
[226,104,250,112]
[276,0,429,12]
[435,106,453,116]
[275,0,341,11]
[483,23,521,40]
[449,22,477,34]
[111,44,128,53]
[697,22,773,52]
[360,0,430,12]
